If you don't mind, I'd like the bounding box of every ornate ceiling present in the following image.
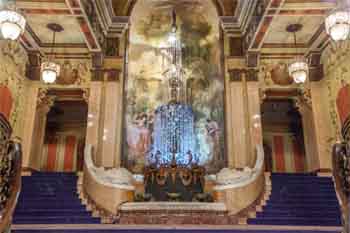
[9,0,337,61]
[15,0,99,59]
[258,0,336,59]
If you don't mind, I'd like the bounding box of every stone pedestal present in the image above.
[118,202,230,225]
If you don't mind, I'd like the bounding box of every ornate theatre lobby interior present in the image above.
[1,0,350,233]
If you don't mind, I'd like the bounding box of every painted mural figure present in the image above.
[126,113,151,167]
[206,118,221,163]
[337,80,350,126]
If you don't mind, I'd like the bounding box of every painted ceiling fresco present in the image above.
[124,0,225,173]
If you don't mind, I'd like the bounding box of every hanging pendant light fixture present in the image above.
[41,23,63,84]
[287,24,308,84]
[325,0,350,42]
[0,0,26,40]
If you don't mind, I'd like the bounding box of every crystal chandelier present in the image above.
[0,1,26,40]
[287,24,308,84]
[325,8,350,41]
[41,23,63,84]
[147,10,199,166]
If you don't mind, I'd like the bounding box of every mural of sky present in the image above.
[123,0,225,173]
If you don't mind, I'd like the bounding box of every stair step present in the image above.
[11,230,342,233]
[13,216,100,224]
[247,173,341,226]
[14,172,99,225]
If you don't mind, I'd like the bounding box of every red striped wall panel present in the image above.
[0,85,12,119]
[265,133,306,173]
[42,135,79,172]
[273,135,285,172]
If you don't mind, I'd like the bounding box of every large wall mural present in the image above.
[123,0,225,173]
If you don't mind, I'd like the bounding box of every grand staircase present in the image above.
[13,172,100,224]
[248,173,342,226]
[11,172,342,233]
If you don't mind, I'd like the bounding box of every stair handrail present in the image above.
[0,141,22,233]
[332,142,350,233]
[214,144,264,190]
[84,144,135,190]
[0,115,22,233]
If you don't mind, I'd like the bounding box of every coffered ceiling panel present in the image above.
[15,0,101,57]
[263,15,323,44]
[26,15,86,44]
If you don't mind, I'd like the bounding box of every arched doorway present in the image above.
[261,99,306,173]
[123,0,225,174]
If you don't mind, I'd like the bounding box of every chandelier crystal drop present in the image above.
[0,7,26,40]
[325,9,350,41]
[147,10,200,166]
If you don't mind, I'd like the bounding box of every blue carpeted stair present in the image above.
[247,173,342,226]
[12,230,341,233]
[13,172,100,224]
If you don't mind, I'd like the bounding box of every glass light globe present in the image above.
[288,58,308,84]
[0,10,26,40]
[168,32,177,43]
[41,61,60,84]
[325,9,350,41]
[292,70,307,84]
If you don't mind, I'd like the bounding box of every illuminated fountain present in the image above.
[147,10,200,167]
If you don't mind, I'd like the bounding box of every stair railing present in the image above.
[80,144,134,223]
[0,113,22,233]
[332,141,350,233]
[213,144,265,215]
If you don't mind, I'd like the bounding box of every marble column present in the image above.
[86,81,103,166]
[226,69,250,168]
[310,81,333,170]
[224,72,234,168]
[100,79,123,168]
[298,102,320,171]
[30,103,51,170]
[86,71,123,168]
[21,85,39,169]
[246,78,262,167]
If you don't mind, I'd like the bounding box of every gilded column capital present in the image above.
[37,88,55,111]
[82,88,90,103]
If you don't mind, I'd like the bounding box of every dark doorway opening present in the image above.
[42,100,88,172]
[261,99,306,173]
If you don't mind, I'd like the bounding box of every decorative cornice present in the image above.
[91,68,121,82]
[242,0,271,51]
[308,51,324,82]
[220,0,257,36]
[93,0,129,37]
[228,68,258,82]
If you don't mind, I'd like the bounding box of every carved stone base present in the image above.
[118,202,230,224]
